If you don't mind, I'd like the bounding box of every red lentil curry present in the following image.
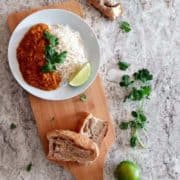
[16,23,61,91]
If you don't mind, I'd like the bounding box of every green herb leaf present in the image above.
[10,123,16,129]
[134,110,146,122]
[119,110,147,147]
[26,163,32,172]
[45,45,56,61]
[118,61,130,71]
[41,63,56,73]
[44,31,59,47]
[120,21,131,33]
[119,75,133,87]
[130,136,138,147]
[128,86,152,101]
[131,111,138,117]
[80,94,87,102]
[42,32,67,73]
[119,67,153,148]
[139,113,146,122]
[130,110,147,129]
[128,87,144,101]
[141,86,152,97]
[130,120,145,129]
[52,51,67,64]
[133,69,153,83]
[119,122,129,130]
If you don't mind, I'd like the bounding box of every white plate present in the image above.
[8,9,100,100]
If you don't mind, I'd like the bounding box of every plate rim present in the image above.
[8,8,100,101]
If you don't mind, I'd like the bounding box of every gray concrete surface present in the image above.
[0,0,180,180]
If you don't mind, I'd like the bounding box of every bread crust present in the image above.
[47,129,99,164]
[77,112,108,146]
[75,112,92,132]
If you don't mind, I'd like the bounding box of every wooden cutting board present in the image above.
[7,1,115,179]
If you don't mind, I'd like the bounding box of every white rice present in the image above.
[49,24,88,82]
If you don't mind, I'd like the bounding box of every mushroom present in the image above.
[88,0,123,20]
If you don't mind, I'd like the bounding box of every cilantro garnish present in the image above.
[119,21,131,33]
[133,69,153,83]
[26,163,32,172]
[10,123,16,129]
[128,86,151,101]
[44,31,59,47]
[119,67,153,148]
[80,94,87,102]
[118,61,130,71]
[41,31,67,73]
[41,62,56,73]
[130,136,138,147]
[119,122,129,130]
[119,75,133,87]
[120,110,147,148]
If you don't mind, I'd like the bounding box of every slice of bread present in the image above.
[77,113,108,146]
[47,130,99,164]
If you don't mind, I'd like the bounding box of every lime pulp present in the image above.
[69,63,91,87]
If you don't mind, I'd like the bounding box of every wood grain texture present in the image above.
[7,0,84,32]
[7,1,115,179]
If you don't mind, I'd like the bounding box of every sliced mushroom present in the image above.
[88,0,123,20]
[104,0,120,8]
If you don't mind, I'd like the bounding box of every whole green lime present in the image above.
[114,160,141,180]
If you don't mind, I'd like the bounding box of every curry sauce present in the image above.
[17,23,61,91]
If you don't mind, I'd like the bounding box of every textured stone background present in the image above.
[0,0,180,180]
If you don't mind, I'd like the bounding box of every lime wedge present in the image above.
[69,63,91,87]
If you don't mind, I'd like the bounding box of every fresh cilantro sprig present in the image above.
[128,86,151,101]
[119,122,129,129]
[119,110,146,130]
[80,94,87,102]
[119,75,133,87]
[44,31,59,47]
[26,163,32,172]
[120,69,153,88]
[119,67,153,148]
[119,21,131,33]
[120,110,147,147]
[118,61,130,70]
[133,69,153,83]
[41,62,56,73]
[10,123,17,129]
[130,135,139,147]
[41,31,67,73]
